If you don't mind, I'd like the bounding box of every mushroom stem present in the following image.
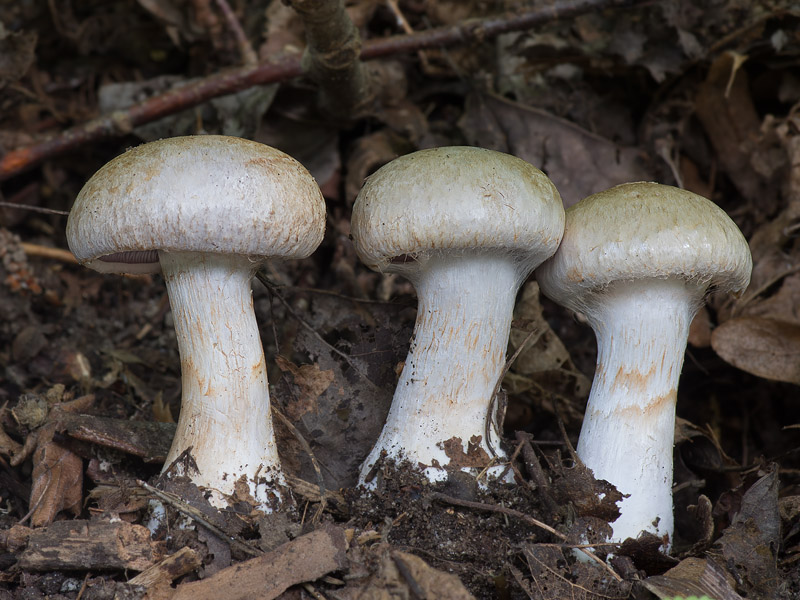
[577,278,704,547]
[360,253,522,483]
[159,251,284,508]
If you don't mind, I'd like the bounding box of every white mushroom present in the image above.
[351,146,564,484]
[67,135,325,509]
[536,182,752,549]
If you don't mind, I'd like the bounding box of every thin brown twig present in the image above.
[485,326,541,457]
[135,479,263,557]
[270,405,328,523]
[0,201,69,216]
[20,242,78,264]
[279,284,413,306]
[0,0,644,181]
[428,491,621,579]
[429,491,566,539]
[214,0,258,66]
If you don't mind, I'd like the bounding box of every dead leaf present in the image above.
[0,26,36,85]
[552,460,622,524]
[711,316,800,384]
[712,465,780,599]
[688,305,713,348]
[344,129,413,205]
[29,424,83,527]
[26,394,95,526]
[510,283,571,374]
[275,355,335,420]
[0,421,22,458]
[695,51,768,205]
[458,92,652,207]
[391,551,475,600]
[152,391,174,423]
[643,557,743,600]
[513,544,632,599]
[342,543,475,600]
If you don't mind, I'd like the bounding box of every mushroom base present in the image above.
[359,253,525,486]
[160,251,285,510]
[578,278,705,550]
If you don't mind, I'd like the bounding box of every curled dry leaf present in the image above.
[711,316,800,385]
[26,393,94,526]
[274,355,335,421]
[458,92,652,207]
[29,423,83,527]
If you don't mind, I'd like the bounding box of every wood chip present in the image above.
[129,547,202,588]
[170,525,347,600]
[18,519,163,571]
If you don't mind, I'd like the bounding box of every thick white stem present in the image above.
[360,254,522,483]
[578,279,703,548]
[159,251,284,508]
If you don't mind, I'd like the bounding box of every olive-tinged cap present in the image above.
[536,182,752,310]
[351,146,564,272]
[67,135,326,274]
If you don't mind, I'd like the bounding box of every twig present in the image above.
[0,201,69,216]
[428,490,620,579]
[136,479,263,557]
[270,406,328,523]
[279,284,412,307]
[485,327,540,457]
[214,0,258,66]
[20,242,78,264]
[515,431,560,515]
[384,0,432,72]
[552,394,579,463]
[0,0,645,181]
[429,491,565,539]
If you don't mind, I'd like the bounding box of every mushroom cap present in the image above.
[350,146,564,272]
[536,182,752,310]
[67,135,326,274]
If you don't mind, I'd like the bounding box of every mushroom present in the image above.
[351,146,564,484]
[67,135,325,508]
[536,182,752,549]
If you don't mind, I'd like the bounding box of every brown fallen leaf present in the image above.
[695,51,766,206]
[28,424,83,527]
[711,316,800,385]
[0,421,22,459]
[712,465,780,599]
[643,556,743,600]
[26,393,95,526]
[275,355,335,420]
[458,92,652,207]
[342,543,475,600]
[391,551,475,600]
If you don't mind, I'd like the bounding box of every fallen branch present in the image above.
[0,0,643,181]
[291,0,371,118]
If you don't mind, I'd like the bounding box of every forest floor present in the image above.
[0,1,799,599]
